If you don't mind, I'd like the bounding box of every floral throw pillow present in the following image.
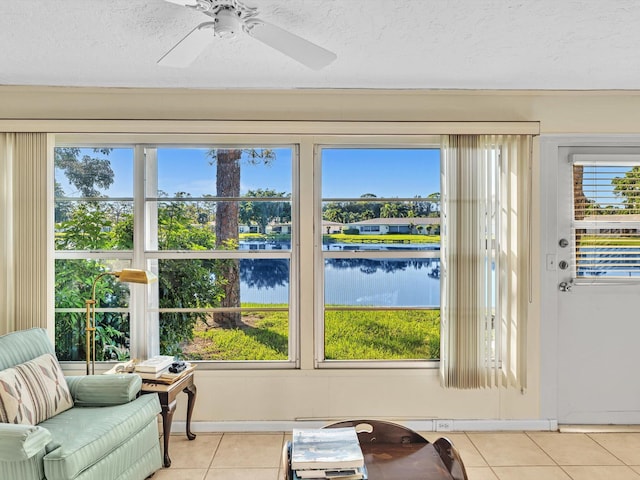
[0,353,73,425]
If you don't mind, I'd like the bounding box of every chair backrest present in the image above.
[0,328,56,371]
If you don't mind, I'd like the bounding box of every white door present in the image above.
[542,138,640,425]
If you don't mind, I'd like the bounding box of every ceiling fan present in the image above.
[159,0,337,70]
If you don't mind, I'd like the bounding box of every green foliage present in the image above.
[54,148,225,361]
[54,259,130,361]
[55,204,113,250]
[158,257,225,356]
[322,193,440,224]
[612,166,640,213]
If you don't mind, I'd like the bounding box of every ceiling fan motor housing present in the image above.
[214,7,241,38]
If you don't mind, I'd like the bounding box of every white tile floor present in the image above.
[152,430,640,480]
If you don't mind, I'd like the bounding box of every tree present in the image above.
[207,149,275,328]
[426,192,441,216]
[239,188,291,233]
[55,148,114,197]
[612,166,640,214]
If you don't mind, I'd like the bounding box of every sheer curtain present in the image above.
[0,132,50,335]
[440,134,531,389]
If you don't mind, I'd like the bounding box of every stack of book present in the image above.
[134,355,174,380]
[290,427,367,480]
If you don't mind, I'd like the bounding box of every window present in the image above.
[54,144,297,366]
[572,153,640,279]
[54,147,135,361]
[50,129,528,384]
[317,147,441,366]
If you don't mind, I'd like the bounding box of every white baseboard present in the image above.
[169,418,558,434]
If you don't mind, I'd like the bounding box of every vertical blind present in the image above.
[572,154,640,279]
[0,133,15,335]
[0,132,49,335]
[440,134,531,389]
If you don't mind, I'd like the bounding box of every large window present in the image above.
[54,144,296,366]
[317,147,441,366]
[50,130,528,384]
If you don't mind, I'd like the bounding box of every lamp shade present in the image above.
[114,269,158,284]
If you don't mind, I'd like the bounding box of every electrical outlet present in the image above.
[435,420,453,431]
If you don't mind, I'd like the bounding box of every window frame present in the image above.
[53,135,301,370]
[569,151,640,284]
[50,125,535,372]
[312,137,442,369]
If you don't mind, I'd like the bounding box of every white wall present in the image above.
[6,87,640,429]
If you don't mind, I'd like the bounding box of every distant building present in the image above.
[239,224,261,234]
[346,217,440,235]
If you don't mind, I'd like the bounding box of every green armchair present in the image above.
[0,328,162,480]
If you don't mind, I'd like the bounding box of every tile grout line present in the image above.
[524,431,562,467]
[586,432,632,467]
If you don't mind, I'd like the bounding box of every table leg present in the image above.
[183,383,197,441]
[161,400,177,468]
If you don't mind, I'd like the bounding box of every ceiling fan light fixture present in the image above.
[215,8,240,38]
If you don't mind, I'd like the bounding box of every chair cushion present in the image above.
[41,393,161,480]
[0,353,73,425]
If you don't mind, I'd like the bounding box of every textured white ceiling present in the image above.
[1,0,638,90]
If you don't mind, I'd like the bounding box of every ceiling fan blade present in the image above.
[162,0,199,6]
[245,20,336,70]
[158,22,215,68]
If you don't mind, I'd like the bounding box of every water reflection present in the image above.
[239,242,441,307]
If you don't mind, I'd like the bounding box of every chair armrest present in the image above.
[0,424,52,462]
[65,374,142,406]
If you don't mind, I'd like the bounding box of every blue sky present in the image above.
[55,147,441,199]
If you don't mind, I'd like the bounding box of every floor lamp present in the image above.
[85,268,158,375]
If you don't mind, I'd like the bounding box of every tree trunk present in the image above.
[215,150,242,328]
[573,164,587,220]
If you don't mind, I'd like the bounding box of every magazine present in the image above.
[291,427,364,471]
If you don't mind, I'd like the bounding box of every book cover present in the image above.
[134,355,174,373]
[295,465,367,479]
[291,427,364,471]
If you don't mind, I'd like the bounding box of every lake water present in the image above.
[240,242,440,307]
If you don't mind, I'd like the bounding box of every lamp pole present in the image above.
[85,269,157,375]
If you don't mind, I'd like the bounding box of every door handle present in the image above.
[558,281,573,292]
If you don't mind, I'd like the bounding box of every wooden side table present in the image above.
[141,370,197,467]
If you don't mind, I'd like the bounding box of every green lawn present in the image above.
[187,304,440,361]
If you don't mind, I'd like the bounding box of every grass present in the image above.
[325,309,440,360]
[185,304,440,361]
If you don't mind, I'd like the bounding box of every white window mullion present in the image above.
[130,146,155,358]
